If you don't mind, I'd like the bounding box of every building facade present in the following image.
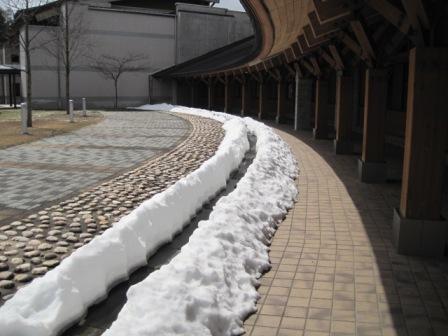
[8,0,252,109]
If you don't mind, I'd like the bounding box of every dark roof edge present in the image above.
[153,0,263,78]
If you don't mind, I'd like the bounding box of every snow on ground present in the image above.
[0,108,248,336]
[103,105,298,336]
[0,105,298,336]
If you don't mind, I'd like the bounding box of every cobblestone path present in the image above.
[0,111,224,303]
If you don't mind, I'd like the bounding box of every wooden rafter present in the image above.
[293,62,304,78]
[312,0,351,23]
[338,31,373,67]
[304,24,330,47]
[400,0,427,45]
[268,68,282,81]
[300,59,317,76]
[309,56,321,77]
[318,48,337,70]
[308,11,341,37]
[350,20,376,60]
[329,44,344,70]
[284,63,296,77]
[365,0,410,36]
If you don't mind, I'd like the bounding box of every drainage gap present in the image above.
[62,134,257,336]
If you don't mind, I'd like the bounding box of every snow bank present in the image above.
[0,111,249,336]
[102,105,298,336]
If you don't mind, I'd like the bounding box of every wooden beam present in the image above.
[329,44,344,70]
[312,0,351,23]
[304,24,330,47]
[293,62,304,78]
[284,63,296,77]
[309,56,321,77]
[298,35,313,54]
[319,48,337,70]
[350,20,376,60]
[284,48,296,63]
[291,43,302,59]
[400,0,425,46]
[365,0,410,35]
[267,68,281,82]
[339,31,373,67]
[301,59,317,77]
[308,11,340,37]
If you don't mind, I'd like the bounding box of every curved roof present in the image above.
[156,0,433,78]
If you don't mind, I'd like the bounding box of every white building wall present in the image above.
[19,1,252,109]
[24,1,176,109]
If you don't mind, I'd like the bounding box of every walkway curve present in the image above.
[0,111,224,303]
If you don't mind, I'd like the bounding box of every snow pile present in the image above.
[102,105,298,336]
[0,112,249,336]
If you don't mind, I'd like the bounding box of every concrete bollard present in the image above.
[82,98,87,117]
[69,99,74,123]
[21,103,28,135]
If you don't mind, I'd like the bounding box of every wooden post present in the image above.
[207,80,214,110]
[258,80,265,120]
[241,79,248,117]
[334,71,354,154]
[358,68,388,183]
[190,82,195,107]
[224,79,229,113]
[393,47,448,256]
[294,70,299,130]
[276,81,285,124]
[313,78,329,139]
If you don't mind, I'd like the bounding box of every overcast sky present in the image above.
[215,0,245,12]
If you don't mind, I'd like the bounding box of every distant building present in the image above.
[1,0,252,108]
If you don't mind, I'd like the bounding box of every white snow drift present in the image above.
[0,105,298,336]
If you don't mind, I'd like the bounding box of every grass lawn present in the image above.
[0,109,103,149]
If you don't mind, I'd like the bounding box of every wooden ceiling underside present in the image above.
[210,0,443,78]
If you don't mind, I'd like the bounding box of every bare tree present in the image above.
[42,1,90,114]
[90,53,147,109]
[4,0,51,127]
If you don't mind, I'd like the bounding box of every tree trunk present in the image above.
[114,79,118,109]
[25,23,32,127]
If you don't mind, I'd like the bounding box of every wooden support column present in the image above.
[258,80,266,120]
[313,78,330,139]
[334,72,354,154]
[207,79,214,110]
[294,70,300,131]
[276,81,285,124]
[358,68,388,183]
[241,78,248,117]
[224,79,229,113]
[393,47,448,257]
[190,81,196,107]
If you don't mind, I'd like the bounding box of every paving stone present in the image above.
[15,263,31,273]
[42,260,59,268]
[0,112,224,303]
[14,274,32,283]
[0,280,14,289]
[0,272,13,280]
[31,267,48,276]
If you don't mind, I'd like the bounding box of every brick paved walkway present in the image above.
[0,111,189,220]
[245,126,448,336]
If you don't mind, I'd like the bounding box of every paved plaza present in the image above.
[245,126,448,336]
[0,111,224,302]
[0,112,189,217]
